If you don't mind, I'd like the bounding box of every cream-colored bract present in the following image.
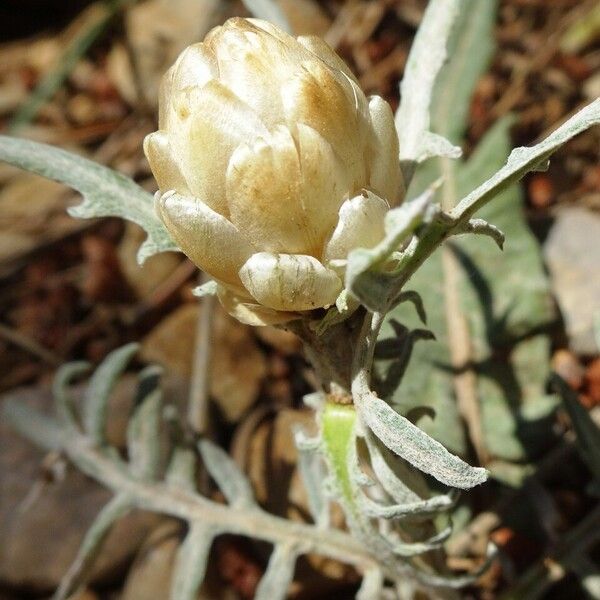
[144,17,404,324]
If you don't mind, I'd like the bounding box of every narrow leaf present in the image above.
[127,388,162,480]
[384,525,451,557]
[452,99,600,221]
[166,448,198,492]
[198,439,255,507]
[52,361,90,427]
[357,568,384,600]
[294,429,328,527]
[170,523,214,600]
[2,396,63,451]
[359,487,455,519]
[355,391,488,489]
[0,136,177,263]
[396,0,462,181]
[254,544,297,600]
[54,494,131,600]
[83,343,139,446]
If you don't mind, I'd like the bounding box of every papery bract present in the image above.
[145,17,404,324]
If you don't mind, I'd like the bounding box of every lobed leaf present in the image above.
[0,136,178,263]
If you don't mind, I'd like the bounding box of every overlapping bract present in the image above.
[144,17,404,324]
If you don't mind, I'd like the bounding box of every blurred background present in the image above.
[0,1,599,598]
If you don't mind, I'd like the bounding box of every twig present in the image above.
[187,273,214,436]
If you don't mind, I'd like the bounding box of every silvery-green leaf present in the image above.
[395,0,462,182]
[358,487,455,519]
[456,218,505,250]
[365,434,429,505]
[55,494,132,600]
[198,439,255,507]
[254,544,297,600]
[294,429,328,526]
[170,523,214,600]
[383,525,451,557]
[386,119,559,465]
[127,388,162,480]
[355,391,488,489]
[418,131,463,163]
[345,188,435,312]
[429,0,498,147]
[52,361,90,427]
[0,136,178,263]
[453,98,600,221]
[83,343,139,446]
[166,447,197,492]
[357,568,384,600]
[2,396,63,451]
[241,0,291,32]
[192,280,218,298]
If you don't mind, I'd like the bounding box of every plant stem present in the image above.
[58,428,383,576]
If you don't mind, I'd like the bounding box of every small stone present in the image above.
[544,208,600,355]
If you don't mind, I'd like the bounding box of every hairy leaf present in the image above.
[396,0,462,181]
[355,391,488,489]
[198,439,255,507]
[170,523,214,600]
[127,388,162,480]
[55,494,132,600]
[83,343,139,446]
[379,0,567,474]
[0,136,178,263]
[254,544,297,600]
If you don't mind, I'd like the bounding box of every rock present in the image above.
[141,304,267,422]
[0,387,160,593]
[544,208,600,355]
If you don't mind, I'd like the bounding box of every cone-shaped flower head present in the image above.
[145,17,404,324]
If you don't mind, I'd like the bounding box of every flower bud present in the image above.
[144,17,404,324]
